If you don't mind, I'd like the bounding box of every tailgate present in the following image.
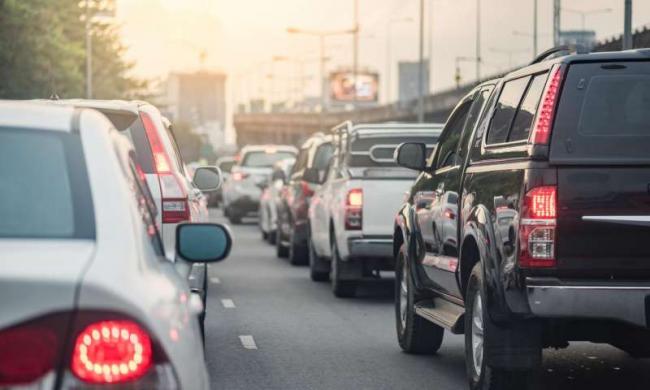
[556,168,650,277]
[360,172,414,236]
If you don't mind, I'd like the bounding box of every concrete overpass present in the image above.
[234,26,650,146]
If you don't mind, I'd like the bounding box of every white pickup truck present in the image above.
[308,122,443,297]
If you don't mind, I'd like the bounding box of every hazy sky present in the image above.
[116,0,649,105]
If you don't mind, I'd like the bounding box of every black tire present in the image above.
[330,237,356,298]
[268,231,277,245]
[465,263,533,390]
[288,228,308,266]
[309,239,329,282]
[276,231,289,258]
[262,230,269,241]
[227,207,242,224]
[395,243,444,354]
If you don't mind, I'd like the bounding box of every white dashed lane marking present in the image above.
[210,277,221,284]
[221,299,236,308]
[239,335,258,350]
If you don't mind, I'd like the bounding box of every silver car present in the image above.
[0,102,230,389]
[222,145,297,224]
[259,158,296,244]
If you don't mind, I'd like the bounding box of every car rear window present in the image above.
[349,134,438,167]
[0,128,95,239]
[242,151,296,167]
[550,62,650,164]
[312,143,334,170]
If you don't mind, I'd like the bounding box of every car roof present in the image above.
[240,144,298,153]
[42,99,150,115]
[0,101,76,132]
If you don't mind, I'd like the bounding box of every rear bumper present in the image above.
[526,277,650,328]
[347,237,393,259]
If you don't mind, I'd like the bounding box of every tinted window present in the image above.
[97,109,155,174]
[486,76,530,144]
[0,129,94,239]
[509,73,548,142]
[457,87,493,163]
[242,151,296,167]
[350,134,438,167]
[292,148,309,174]
[435,101,472,169]
[551,62,650,164]
[312,143,334,170]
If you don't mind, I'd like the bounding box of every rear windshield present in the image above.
[348,134,438,167]
[551,62,650,164]
[0,128,95,239]
[99,110,155,173]
[241,151,296,167]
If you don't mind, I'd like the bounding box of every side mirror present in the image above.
[395,143,427,171]
[303,167,322,184]
[193,166,222,192]
[176,223,232,263]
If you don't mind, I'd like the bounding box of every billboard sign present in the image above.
[330,71,379,103]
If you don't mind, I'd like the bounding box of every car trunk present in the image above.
[550,60,650,278]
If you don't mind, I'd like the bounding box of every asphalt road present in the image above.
[204,209,650,390]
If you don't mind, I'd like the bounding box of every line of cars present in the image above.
[248,48,650,390]
[0,99,232,389]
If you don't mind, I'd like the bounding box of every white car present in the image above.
[259,158,295,244]
[221,145,298,224]
[309,123,443,297]
[0,102,230,389]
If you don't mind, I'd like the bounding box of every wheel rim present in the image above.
[471,290,484,376]
[399,258,408,330]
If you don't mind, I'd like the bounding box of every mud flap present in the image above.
[484,319,542,370]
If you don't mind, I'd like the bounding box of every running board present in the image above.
[414,298,465,334]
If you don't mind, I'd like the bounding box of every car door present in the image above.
[310,153,338,257]
[415,93,474,294]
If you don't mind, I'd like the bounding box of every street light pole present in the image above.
[533,0,538,57]
[385,17,413,103]
[623,0,633,50]
[475,0,481,82]
[417,0,425,123]
[353,0,359,108]
[85,0,92,99]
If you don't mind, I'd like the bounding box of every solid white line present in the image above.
[239,335,258,350]
[221,299,236,308]
[210,277,221,284]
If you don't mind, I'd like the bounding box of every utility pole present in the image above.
[553,0,561,46]
[623,0,633,50]
[417,0,425,123]
[475,0,481,82]
[353,0,359,108]
[533,0,538,56]
[85,0,92,99]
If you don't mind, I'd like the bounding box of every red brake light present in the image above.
[519,186,557,268]
[71,320,152,384]
[530,66,563,145]
[345,188,363,230]
[301,181,314,197]
[0,325,59,385]
[141,112,171,174]
[232,172,249,181]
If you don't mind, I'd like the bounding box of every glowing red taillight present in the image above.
[0,323,60,385]
[141,112,189,223]
[519,186,557,268]
[530,66,563,145]
[345,188,363,230]
[300,181,314,197]
[71,320,152,384]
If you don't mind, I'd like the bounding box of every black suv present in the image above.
[393,48,650,390]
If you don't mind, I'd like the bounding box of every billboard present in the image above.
[329,71,379,103]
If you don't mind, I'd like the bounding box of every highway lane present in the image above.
[204,210,650,390]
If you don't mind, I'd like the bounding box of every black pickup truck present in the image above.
[393,48,650,390]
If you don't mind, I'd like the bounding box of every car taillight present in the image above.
[141,112,189,224]
[519,186,557,268]
[301,181,314,197]
[71,320,152,384]
[345,188,363,230]
[530,66,563,145]
[0,314,67,386]
[231,171,249,181]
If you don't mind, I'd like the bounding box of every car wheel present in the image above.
[227,207,242,224]
[288,228,308,266]
[276,230,289,258]
[395,242,444,354]
[268,231,277,245]
[309,238,329,282]
[330,237,356,298]
[262,230,269,241]
[465,263,532,390]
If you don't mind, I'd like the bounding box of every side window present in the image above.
[291,147,309,175]
[312,143,334,170]
[164,126,186,172]
[434,100,473,170]
[456,86,493,163]
[508,73,548,142]
[486,76,530,144]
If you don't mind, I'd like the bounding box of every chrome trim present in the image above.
[520,218,556,226]
[582,215,650,226]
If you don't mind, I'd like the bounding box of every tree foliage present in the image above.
[0,0,148,99]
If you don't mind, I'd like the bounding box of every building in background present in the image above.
[166,71,227,150]
[560,30,597,51]
[398,60,429,103]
